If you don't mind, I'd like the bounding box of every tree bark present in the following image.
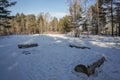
[111,0,114,36]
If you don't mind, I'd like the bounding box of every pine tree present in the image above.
[20,13,26,34]
[44,13,50,33]
[0,0,16,35]
[113,1,120,36]
[58,16,73,33]
[37,13,44,34]
[103,0,114,36]
[50,17,58,32]
[26,14,36,34]
[68,0,82,37]
[68,0,81,22]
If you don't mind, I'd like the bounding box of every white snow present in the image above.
[0,34,120,80]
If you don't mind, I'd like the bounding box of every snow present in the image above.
[0,34,120,80]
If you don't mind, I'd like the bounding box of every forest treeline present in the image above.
[67,0,120,36]
[0,0,120,36]
[0,0,73,35]
[0,13,73,35]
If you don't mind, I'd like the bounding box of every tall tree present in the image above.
[44,12,51,33]
[37,13,44,34]
[96,0,106,34]
[0,0,16,35]
[15,13,21,34]
[113,1,120,36]
[59,16,73,33]
[26,14,36,34]
[68,0,82,22]
[103,0,114,36]
[50,17,58,32]
[20,13,26,34]
[68,0,82,37]
[87,5,95,34]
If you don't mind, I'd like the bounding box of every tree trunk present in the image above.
[119,22,120,36]
[111,0,114,36]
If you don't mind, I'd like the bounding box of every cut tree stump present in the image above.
[69,44,90,49]
[74,57,106,77]
[18,43,38,49]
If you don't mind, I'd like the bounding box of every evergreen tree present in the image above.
[50,17,58,32]
[20,13,26,34]
[44,12,51,33]
[68,0,82,37]
[0,0,16,27]
[37,13,44,34]
[0,0,16,35]
[103,0,114,36]
[113,1,120,36]
[59,16,73,33]
[68,0,82,22]
[26,14,36,34]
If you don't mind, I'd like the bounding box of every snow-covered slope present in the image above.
[0,34,120,80]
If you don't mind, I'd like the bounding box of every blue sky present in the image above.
[10,0,69,18]
[10,0,96,19]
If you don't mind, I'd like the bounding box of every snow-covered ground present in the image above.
[0,34,120,80]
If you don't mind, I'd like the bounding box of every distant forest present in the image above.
[0,0,120,36]
[2,13,73,35]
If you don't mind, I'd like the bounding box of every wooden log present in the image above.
[74,57,106,77]
[18,43,38,49]
[87,57,105,76]
[69,44,90,49]
[74,64,89,76]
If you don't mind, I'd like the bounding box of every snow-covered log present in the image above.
[69,44,90,49]
[18,43,38,49]
[74,57,106,77]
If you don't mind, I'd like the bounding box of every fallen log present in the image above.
[69,44,90,49]
[74,64,89,76]
[18,43,38,49]
[74,57,106,77]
